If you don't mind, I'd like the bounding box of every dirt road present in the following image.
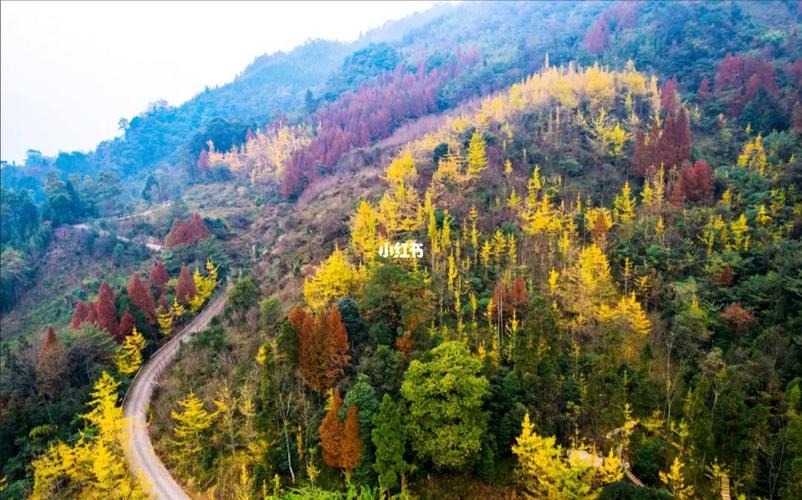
[122,290,228,499]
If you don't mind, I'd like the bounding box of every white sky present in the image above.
[1,1,437,164]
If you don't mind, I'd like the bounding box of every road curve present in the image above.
[123,290,228,499]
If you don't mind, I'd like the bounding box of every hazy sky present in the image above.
[1,1,436,164]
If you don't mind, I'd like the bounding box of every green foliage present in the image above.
[225,274,259,321]
[371,394,410,493]
[401,341,489,470]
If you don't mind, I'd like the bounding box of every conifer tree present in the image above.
[118,309,135,338]
[372,394,409,493]
[170,391,213,475]
[176,266,196,306]
[113,326,146,375]
[340,405,363,478]
[36,326,66,398]
[320,390,345,468]
[71,301,90,329]
[150,260,170,289]
[96,282,119,340]
[467,130,488,178]
[127,274,155,324]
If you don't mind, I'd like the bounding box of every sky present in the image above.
[0,1,437,164]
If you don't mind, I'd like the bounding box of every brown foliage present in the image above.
[71,301,90,330]
[96,281,119,341]
[671,160,714,205]
[340,404,363,472]
[127,274,155,324]
[295,304,351,392]
[176,266,196,305]
[165,214,211,248]
[150,260,170,288]
[319,391,344,468]
[720,303,755,331]
[119,309,135,338]
[36,326,66,398]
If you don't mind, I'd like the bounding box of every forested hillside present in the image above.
[2,1,802,499]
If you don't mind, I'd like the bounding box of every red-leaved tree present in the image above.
[119,309,135,338]
[150,260,170,289]
[96,281,119,340]
[671,160,714,205]
[127,274,155,324]
[165,214,211,248]
[319,390,344,468]
[71,301,90,329]
[175,266,196,305]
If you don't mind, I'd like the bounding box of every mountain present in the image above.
[2,2,802,499]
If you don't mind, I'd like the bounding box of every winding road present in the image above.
[122,290,228,499]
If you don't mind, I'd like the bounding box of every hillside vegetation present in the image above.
[2,1,802,499]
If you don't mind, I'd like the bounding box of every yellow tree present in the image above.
[467,130,488,178]
[512,412,567,498]
[727,213,750,252]
[157,307,174,337]
[303,247,360,309]
[613,181,636,225]
[170,390,214,475]
[171,297,186,319]
[659,457,694,500]
[113,327,146,375]
[737,134,767,175]
[32,372,144,499]
[351,200,379,262]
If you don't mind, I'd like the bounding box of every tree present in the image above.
[150,260,170,288]
[303,247,360,309]
[170,391,213,476]
[118,309,135,338]
[697,77,711,101]
[176,266,196,305]
[672,160,713,204]
[467,130,488,178]
[340,405,363,478]
[71,301,91,330]
[113,326,146,375]
[36,326,66,398]
[96,282,119,340]
[320,390,345,468]
[660,78,679,116]
[401,341,489,469]
[659,457,694,499]
[157,307,174,337]
[127,274,155,324]
[372,394,410,492]
[32,371,144,499]
[584,16,610,55]
[613,181,636,224]
[292,304,351,391]
[351,200,379,262]
[512,412,567,497]
[165,214,211,248]
[512,413,622,497]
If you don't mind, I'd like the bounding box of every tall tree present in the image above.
[36,326,66,398]
[127,274,155,324]
[340,405,363,478]
[118,309,135,339]
[372,394,409,492]
[320,390,345,468]
[467,130,488,178]
[149,260,170,289]
[170,391,213,477]
[96,282,119,340]
[175,266,196,306]
[401,341,489,469]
